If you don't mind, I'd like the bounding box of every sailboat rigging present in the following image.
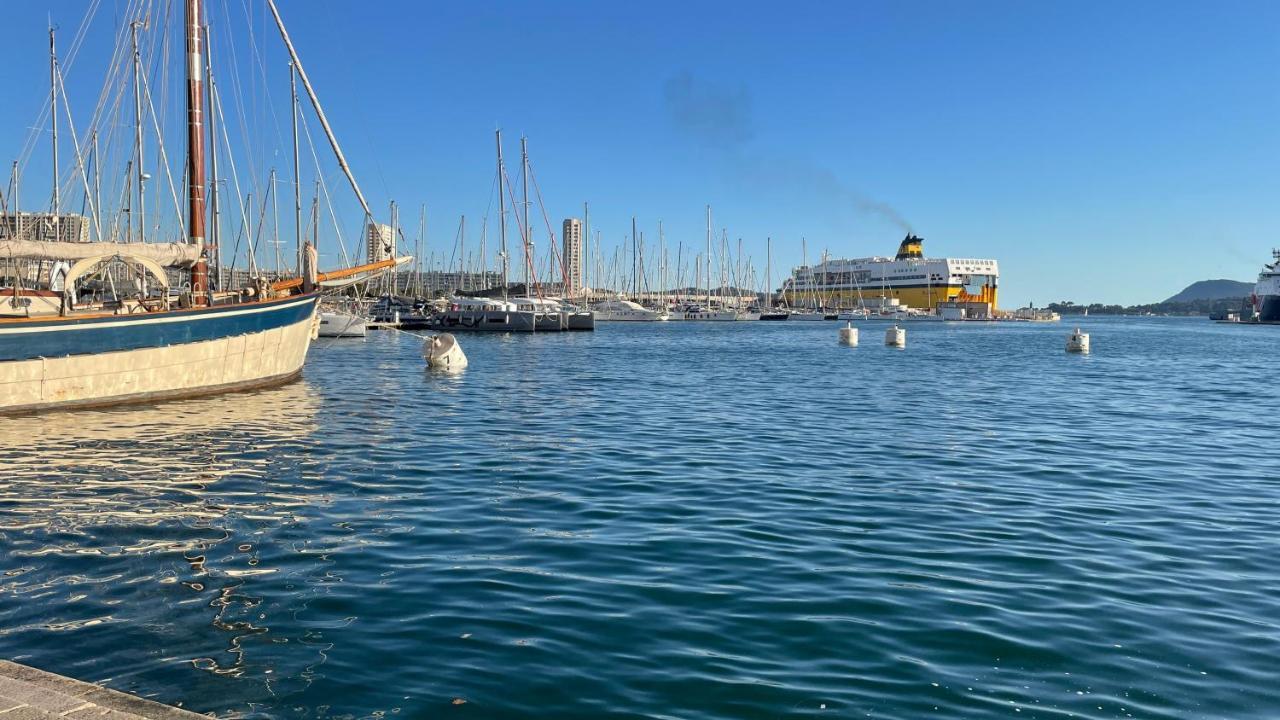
[0,0,406,413]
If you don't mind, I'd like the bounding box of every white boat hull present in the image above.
[676,311,741,321]
[0,297,318,414]
[318,310,368,337]
[595,311,668,321]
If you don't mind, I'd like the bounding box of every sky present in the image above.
[1,0,1277,305]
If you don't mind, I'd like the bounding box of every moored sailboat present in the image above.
[0,0,400,413]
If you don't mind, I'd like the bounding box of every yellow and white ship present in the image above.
[781,234,998,312]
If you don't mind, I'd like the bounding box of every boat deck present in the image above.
[0,660,206,719]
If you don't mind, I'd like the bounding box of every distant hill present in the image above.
[1163,279,1253,303]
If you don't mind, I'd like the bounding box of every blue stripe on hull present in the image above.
[0,295,318,362]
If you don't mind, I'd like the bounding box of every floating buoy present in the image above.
[885,324,906,347]
[838,322,859,346]
[423,332,468,369]
[1066,327,1090,354]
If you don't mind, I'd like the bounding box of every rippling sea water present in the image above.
[2,318,1278,719]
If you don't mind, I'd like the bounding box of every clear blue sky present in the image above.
[2,0,1277,305]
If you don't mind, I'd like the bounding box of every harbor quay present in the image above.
[0,660,205,719]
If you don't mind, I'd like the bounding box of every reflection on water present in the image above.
[0,381,320,533]
[3,322,1280,719]
[0,381,334,702]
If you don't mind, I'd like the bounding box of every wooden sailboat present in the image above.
[0,0,399,414]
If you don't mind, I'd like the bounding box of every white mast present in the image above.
[204,26,221,289]
[266,0,373,222]
[521,135,530,293]
[658,219,665,308]
[290,62,302,275]
[496,129,508,298]
[766,236,772,307]
[801,237,810,309]
[130,21,144,243]
[479,215,487,290]
[705,205,712,308]
[49,27,59,231]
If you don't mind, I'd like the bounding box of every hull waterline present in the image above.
[0,294,319,414]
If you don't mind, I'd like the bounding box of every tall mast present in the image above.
[802,237,810,309]
[204,25,221,290]
[659,220,665,306]
[185,0,209,299]
[631,216,638,300]
[266,0,372,222]
[766,237,772,307]
[459,215,466,291]
[271,168,280,274]
[479,215,487,290]
[49,27,59,230]
[705,205,712,308]
[92,132,100,240]
[388,200,398,295]
[583,201,590,299]
[416,203,425,297]
[312,182,319,253]
[130,21,144,243]
[9,163,19,242]
[676,241,683,304]
[496,129,508,299]
[290,62,302,276]
[737,236,743,305]
[521,135,530,293]
[721,229,728,304]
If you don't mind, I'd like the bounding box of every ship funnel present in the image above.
[895,234,924,260]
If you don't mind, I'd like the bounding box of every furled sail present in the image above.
[0,240,201,267]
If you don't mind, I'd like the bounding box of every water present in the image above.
[2,318,1278,719]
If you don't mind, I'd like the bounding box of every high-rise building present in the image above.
[1,213,91,243]
[366,222,395,263]
[562,217,583,295]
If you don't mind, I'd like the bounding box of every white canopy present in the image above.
[0,240,201,267]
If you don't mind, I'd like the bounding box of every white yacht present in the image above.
[318,308,369,338]
[431,296,536,332]
[669,303,743,321]
[593,299,669,322]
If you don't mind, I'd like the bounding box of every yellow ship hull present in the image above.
[784,284,997,310]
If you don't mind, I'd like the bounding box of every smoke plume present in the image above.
[663,71,912,234]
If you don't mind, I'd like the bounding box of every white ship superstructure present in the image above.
[781,235,999,313]
[1253,250,1280,322]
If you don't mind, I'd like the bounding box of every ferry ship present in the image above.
[1252,250,1280,322]
[781,234,999,312]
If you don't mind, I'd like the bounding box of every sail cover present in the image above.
[0,240,201,267]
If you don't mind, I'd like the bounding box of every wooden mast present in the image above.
[185,0,209,300]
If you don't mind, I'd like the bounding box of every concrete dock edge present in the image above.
[0,660,209,719]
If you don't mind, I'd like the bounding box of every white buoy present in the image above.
[838,322,859,346]
[885,324,906,347]
[1066,327,1090,354]
[423,332,468,370]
